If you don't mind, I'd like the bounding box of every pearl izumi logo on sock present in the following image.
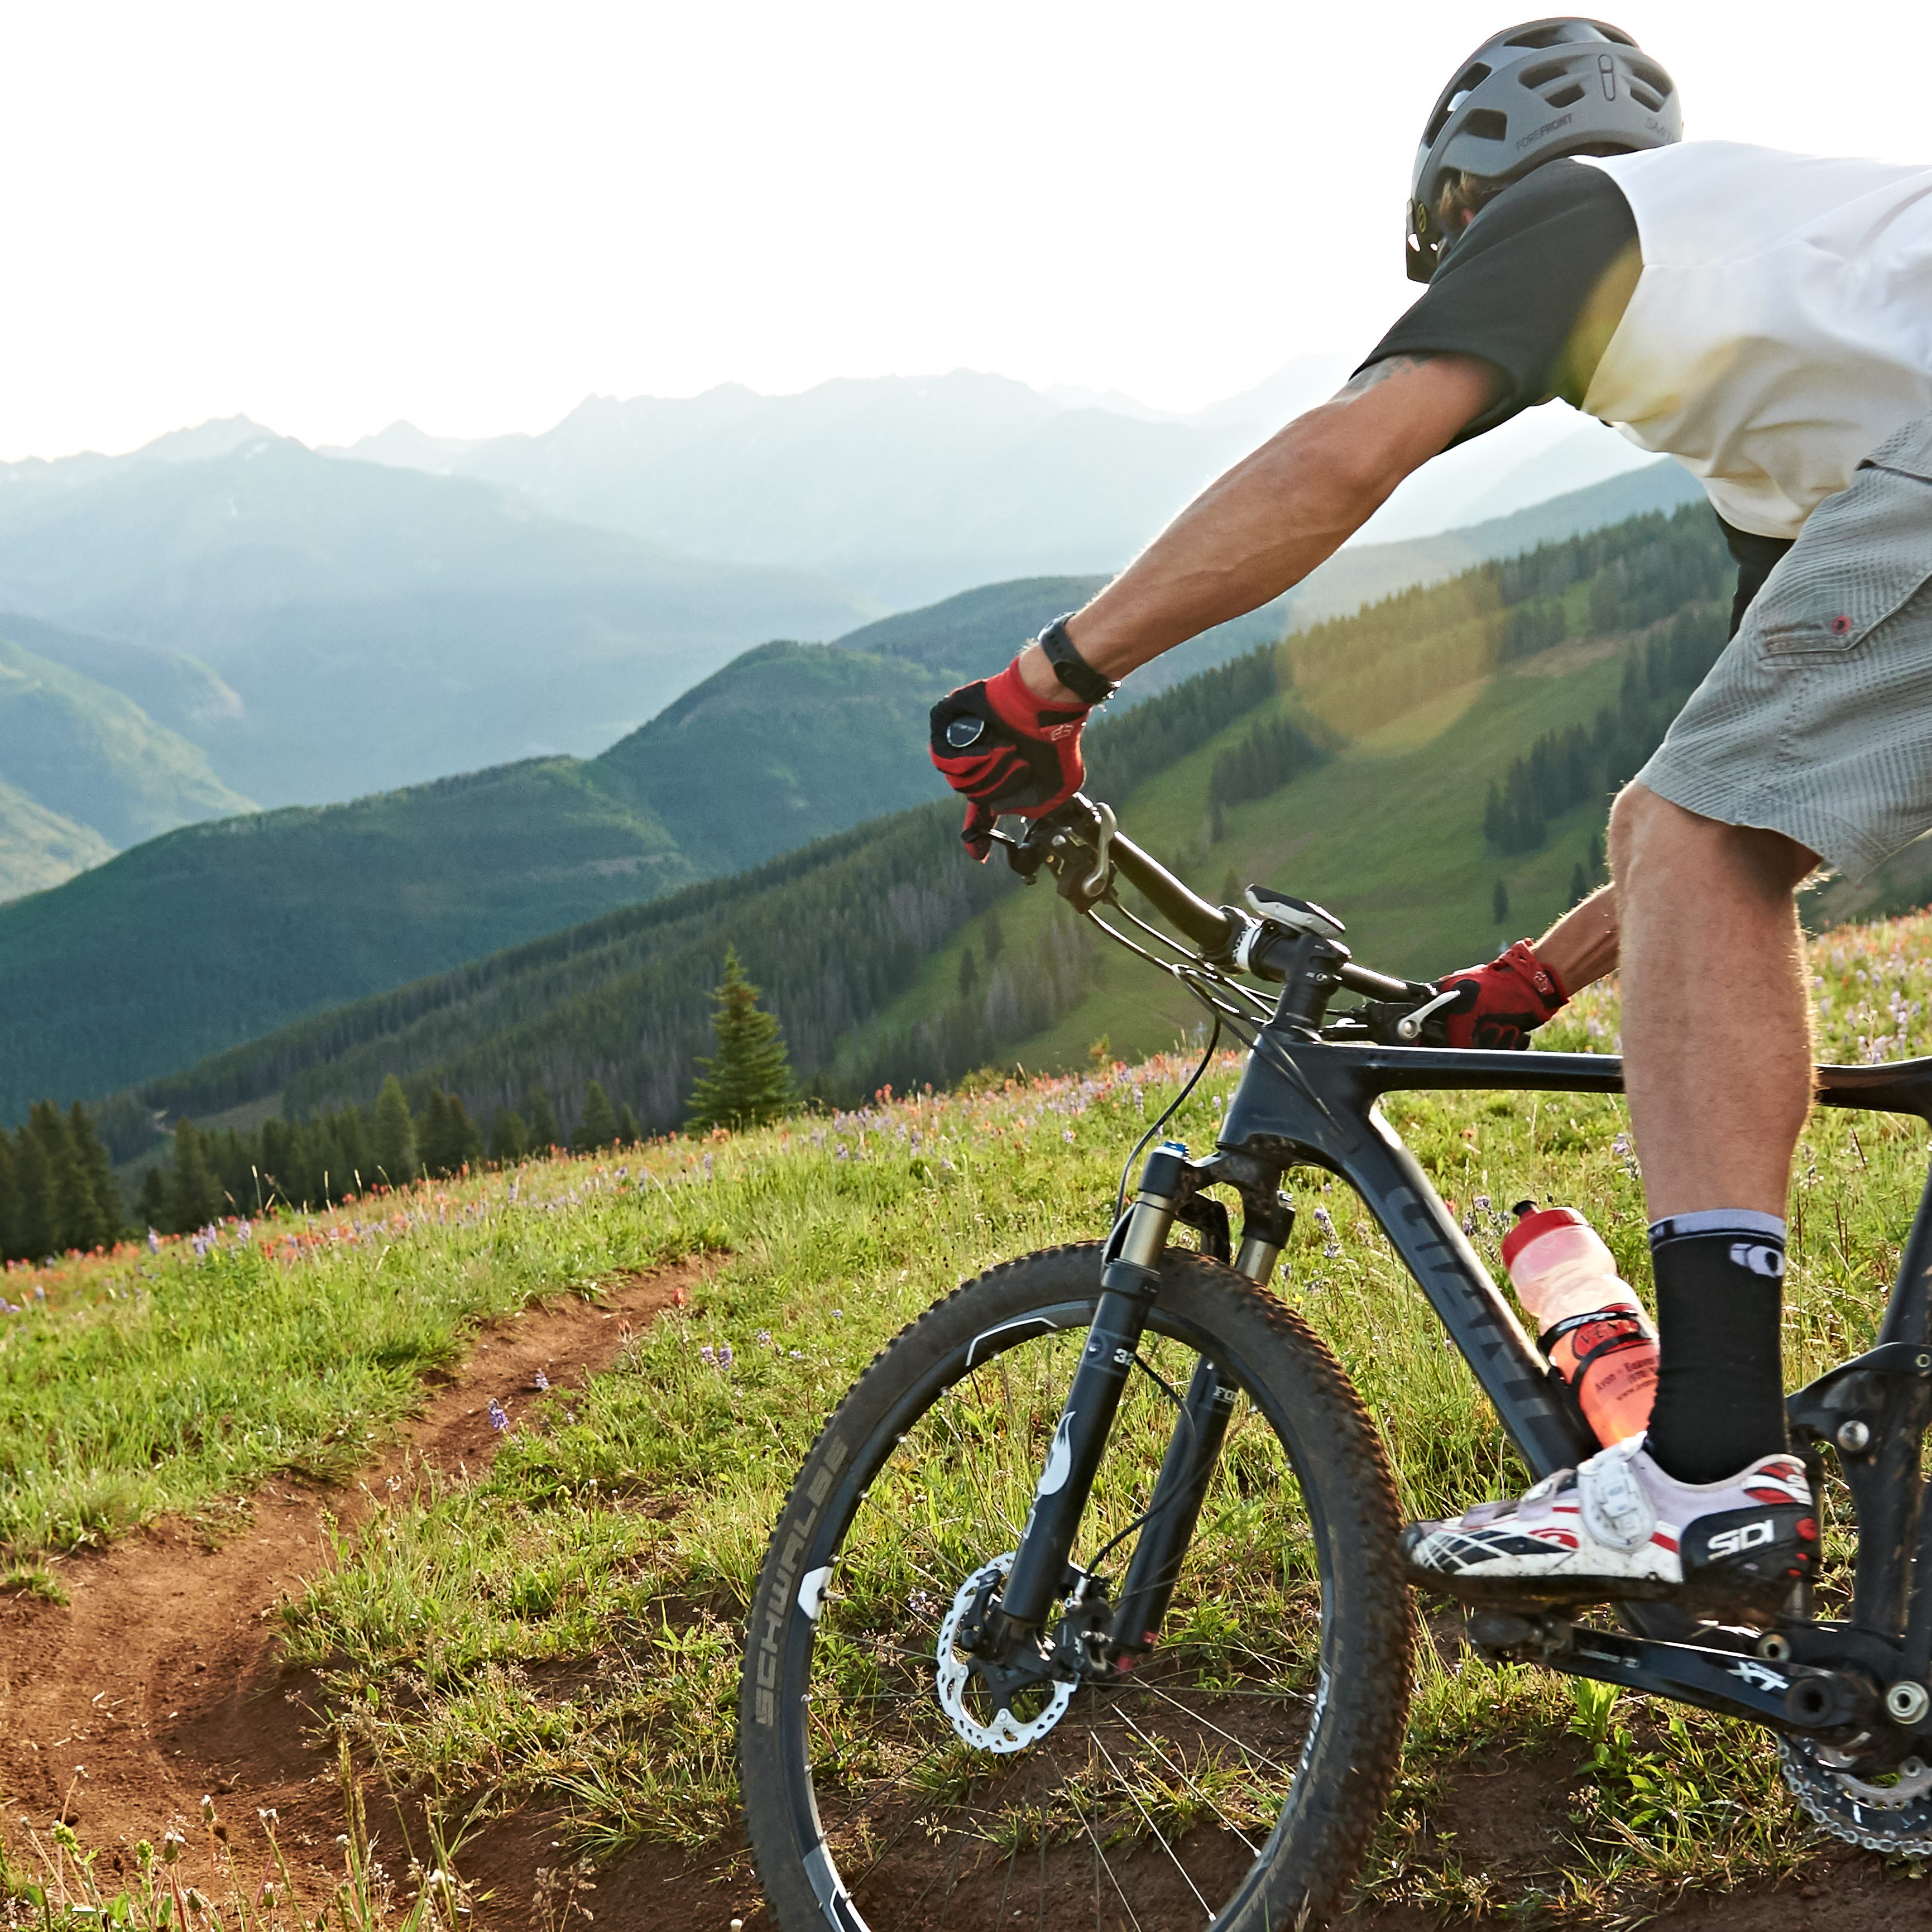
[1728,1242,1786,1278]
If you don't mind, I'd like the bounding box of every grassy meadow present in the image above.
[7,909,1932,1923]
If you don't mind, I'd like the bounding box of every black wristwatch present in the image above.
[1035,613,1117,706]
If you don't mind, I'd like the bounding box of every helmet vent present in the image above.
[1425,63,1492,143]
[1506,24,1576,49]
[1542,83,1586,109]
[1627,57,1674,98]
[1628,81,1663,111]
[1463,109,1508,142]
[1518,60,1573,89]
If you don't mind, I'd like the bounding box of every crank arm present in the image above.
[1471,1614,1882,1739]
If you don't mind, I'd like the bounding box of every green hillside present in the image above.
[0,760,695,1121]
[101,502,1734,1167]
[0,778,114,902]
[0,610,242,741]
[0,572,1303,1111]
[0,634,254,898]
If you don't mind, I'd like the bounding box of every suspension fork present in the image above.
[1105,1356,1240,1655]
[994,1143,1191,1634]
[993,1144,1293,1652]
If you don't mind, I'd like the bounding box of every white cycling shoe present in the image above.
[1402,1436,1818,1614]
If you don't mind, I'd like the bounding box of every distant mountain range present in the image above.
[341,361,1663,610]
[0,365,1684,864]
[0,428,871,811]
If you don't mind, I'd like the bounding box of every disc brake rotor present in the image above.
[1780,1737,1932,1852]
[934,1553,1076,1754]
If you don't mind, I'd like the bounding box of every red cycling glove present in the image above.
[929,661,1090,860]
[1439,939,1569,1051]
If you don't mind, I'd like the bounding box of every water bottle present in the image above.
[1502,1202,1658,1447]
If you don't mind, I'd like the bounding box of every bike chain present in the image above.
[1778,1737,1932,1853]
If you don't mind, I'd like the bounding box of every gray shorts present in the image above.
[1637,413,1932,880]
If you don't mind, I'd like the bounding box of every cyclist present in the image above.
[932,18,1932,1612]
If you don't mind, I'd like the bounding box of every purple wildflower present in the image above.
[487,1399,510,1433]
[717,1343,734,1371]
[533,1369,549,1392]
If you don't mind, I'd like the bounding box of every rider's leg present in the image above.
[1609,784,1819,1484]
[1609,783,1818,1219]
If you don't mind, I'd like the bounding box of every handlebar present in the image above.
[1006,795,1437,1018]
[1107,824,1236,956]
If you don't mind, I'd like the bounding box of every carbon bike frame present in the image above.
[991,1004,1932,1738]
[976,795,1932,1741]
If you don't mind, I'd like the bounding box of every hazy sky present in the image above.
[1,1,1925,461]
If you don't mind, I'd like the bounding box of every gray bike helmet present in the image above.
[1407,19,1680,282]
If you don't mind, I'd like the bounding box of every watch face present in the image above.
[946,716,986,749]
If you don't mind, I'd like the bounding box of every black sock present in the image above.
[1644,1211,1788,1484]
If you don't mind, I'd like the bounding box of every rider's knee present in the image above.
[1609,783,1816,898]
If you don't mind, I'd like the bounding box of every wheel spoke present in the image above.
[1113,1708,1260,1856]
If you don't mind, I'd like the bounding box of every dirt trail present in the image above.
[0,1262,702,1914]
[3,1251,1916,1930]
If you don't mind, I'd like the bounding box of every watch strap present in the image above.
[1035,613,1116,706]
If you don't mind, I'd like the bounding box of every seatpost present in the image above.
[993,1142,1189,1634]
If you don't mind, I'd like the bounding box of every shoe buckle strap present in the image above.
[1578,1449,1656,1552]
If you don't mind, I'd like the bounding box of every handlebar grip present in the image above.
[1108,828,1235,955]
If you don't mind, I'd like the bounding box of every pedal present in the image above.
[1465,1610,1571,1660]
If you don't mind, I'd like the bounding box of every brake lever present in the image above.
[1357,986,1468,1047]
[1394,986,1464,1043]
[1081,802,1116,898]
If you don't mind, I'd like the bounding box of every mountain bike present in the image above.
[738,793,1932,1930]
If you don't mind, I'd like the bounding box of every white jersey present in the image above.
[1580,142,1932,539]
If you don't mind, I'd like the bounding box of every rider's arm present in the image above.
[1014,352,1498,700]
[1019,160,1638,705]
[1533,885,1621,995]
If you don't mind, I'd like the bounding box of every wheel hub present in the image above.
[934,1554,1077,1754]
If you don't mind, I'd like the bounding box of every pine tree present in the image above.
[686,947,797,1132]
[137,1164,169,1235]
[13,1126,55,1259]
[418,1090,454,1177]
[982,906,1005,965]
[26,1101,92,1254]
[1492,878,1510,925]
[616,1104,641,1146]
[445,1092,482,1172]
[0,1129,18,1262]
[525,1087,560,1151]
[1568,861,1590,908]
[167,1120,224,1231]
[575,1081,619,1152]
[489,1109,528,1162]
[68,1102,126,1249]
[957,947,979,1000]
[372,1076,417,1185]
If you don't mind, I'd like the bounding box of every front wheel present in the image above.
[739,1243,1413,1931]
